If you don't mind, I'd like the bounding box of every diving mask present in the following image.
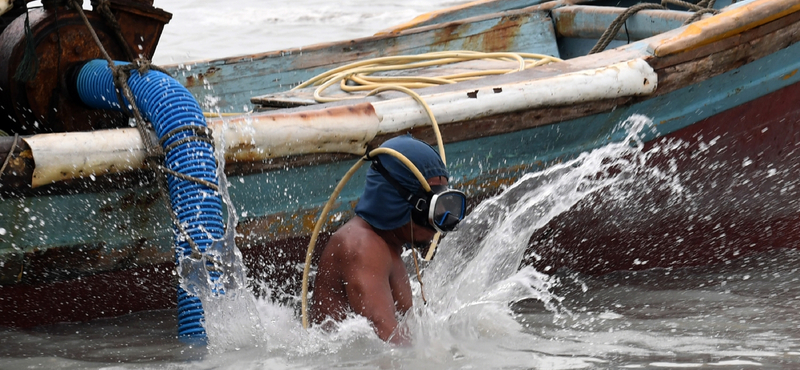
[370,158,466,234]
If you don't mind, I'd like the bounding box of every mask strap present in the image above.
[371,157,428,206]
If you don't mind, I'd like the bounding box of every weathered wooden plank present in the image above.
[648,8,800,70]
[650,0,800,56]
[651,13,800,97]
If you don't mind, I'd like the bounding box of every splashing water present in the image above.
[176,118,267,353]
[186,115,673,362]
[384,115,667,365]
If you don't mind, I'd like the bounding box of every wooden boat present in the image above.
[1,0,799,329]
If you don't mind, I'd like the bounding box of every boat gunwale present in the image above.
[2,3,800,195]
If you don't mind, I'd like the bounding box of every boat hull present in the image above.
[2,72,798,328]
[2,0,800,328]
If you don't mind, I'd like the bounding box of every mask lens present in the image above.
[431,191,466,232]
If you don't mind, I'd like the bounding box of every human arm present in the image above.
[341,248,410,345]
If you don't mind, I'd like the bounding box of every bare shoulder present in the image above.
[327,217,393,267]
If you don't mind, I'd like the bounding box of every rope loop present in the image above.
[133,58,172,76]
[589,0,721,54]
[159,125,213,148]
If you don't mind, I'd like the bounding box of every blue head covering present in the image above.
[355,135,449,230]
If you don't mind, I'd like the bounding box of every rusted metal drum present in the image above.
[0,1,171,134]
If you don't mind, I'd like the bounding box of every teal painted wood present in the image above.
[166,11,558,113]
[0,188,174,262]
[551,7,690,40]
[2,28,798,278]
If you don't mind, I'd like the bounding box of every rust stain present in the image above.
[301,213,318,233]
[457,163,533,193]
[117,222,129,232]
[184,69,217,88]
[227,102,377,128]
[204,66,220,77]
[479,15,525,52]
[783,69,798,80]
[138,191,162,208]
[119,191,161,210]
[237,204,354,242]
[433,23,463,47]
[119,192,137,210]
[555,11,576,37]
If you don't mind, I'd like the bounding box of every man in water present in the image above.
[311,135,466,344]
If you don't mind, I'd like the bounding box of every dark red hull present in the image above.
[527,80,800,275]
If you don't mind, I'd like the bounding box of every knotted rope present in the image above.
[589,0,719,54]
[69,0,217,260]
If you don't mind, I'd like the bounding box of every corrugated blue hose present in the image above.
[75,59,224,343]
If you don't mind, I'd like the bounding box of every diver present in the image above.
[310,135,466,344]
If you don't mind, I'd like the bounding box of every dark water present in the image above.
[517,248,800,368]
[1,249,798,369]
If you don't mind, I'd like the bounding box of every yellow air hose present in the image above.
[366,85,447,165]
[299,147,436,329]
[299,80,450,329]
[291,50,561,329]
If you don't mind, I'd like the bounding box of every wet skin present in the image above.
[310,176,447,345]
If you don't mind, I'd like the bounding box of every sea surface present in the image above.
[2,1,800,369]
[150,0,474,65]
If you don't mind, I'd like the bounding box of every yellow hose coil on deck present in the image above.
[292,51,561,103]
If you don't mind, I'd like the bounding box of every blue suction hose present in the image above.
[74,59,224,343]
